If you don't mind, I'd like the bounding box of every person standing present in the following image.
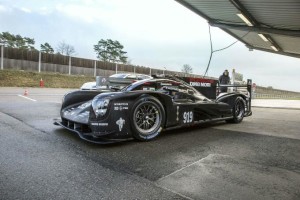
[219,69,230,92]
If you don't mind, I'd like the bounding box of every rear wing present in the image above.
[179,76,252,100]
[218,79,252,97]
[181,77,219,99]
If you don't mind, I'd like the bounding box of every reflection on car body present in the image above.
[55,78,252,144]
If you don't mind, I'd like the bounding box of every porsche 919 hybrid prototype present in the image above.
[55,78,252,143]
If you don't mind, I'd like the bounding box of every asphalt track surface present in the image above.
[1,88,300,200]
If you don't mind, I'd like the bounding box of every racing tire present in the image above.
[226,97,245,123]
[131,96,165,141]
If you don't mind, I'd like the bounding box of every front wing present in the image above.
[54,119,133,144]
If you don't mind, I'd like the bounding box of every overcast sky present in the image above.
[1,0,300,92]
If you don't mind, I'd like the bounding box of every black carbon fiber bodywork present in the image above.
[55,79,251,143]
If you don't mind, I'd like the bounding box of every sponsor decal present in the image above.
[90,122,108,126]
[188,77,215,84]
[114,102,129,111]
[163,86,178,91]
[116,117,125,131]
[183,111,193,123]
[101,78,107,83]
[190,82,211,87]
[143,87,155,91]
[114,103,128,106]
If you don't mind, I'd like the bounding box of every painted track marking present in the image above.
[157,154,211,182]
[17,95,37,102]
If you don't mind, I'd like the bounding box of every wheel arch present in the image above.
[135,93,172,128]
[216,93,247,108]
[130,94,167,141]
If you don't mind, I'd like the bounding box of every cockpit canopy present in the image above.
[123,79,210,101]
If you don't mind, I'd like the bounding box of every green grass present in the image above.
[0,69,95,88]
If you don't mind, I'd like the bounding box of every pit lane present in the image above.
[1,88,300,200]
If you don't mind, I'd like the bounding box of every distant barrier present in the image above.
[0,46,201,78]
[1,46,300,98]
[253,86,300,99]
[253,93,300,99]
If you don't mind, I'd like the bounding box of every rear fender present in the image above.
[216,93,247,108]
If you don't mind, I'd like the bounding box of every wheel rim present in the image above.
[235,101,245,120]
[134,102,161,135]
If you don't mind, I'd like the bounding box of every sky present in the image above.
[0,0,300,92]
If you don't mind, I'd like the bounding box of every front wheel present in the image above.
[226,97,245,123]
[131,96,165,141]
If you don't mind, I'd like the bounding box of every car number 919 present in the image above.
[183,111,193,123]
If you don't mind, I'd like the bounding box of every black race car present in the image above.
[54,78,252,143]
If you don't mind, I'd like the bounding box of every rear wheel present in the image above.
[226,97,245,123]
[131,96,165,141]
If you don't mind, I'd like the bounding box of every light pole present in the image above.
[163,67,166,76]
[38,51,41,73]
[0,43,4,70]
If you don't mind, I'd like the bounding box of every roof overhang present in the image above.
[175,0,300,58]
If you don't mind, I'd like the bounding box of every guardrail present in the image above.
[253,93,300,99]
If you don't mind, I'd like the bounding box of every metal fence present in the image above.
[1,46,300,98]
[253,86,300,99]
[0,46,195,77]
[253,93,300,99]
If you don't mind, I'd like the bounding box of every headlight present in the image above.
[92,98,110,117]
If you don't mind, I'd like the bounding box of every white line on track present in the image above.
[17,95,37,102]
[156,154,210,182]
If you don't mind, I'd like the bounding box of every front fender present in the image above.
[62,90,108,110]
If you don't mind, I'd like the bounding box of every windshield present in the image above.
[121,81,140,91]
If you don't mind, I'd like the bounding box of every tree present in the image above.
[56,41,76,56]
[94,39,128,64]
[126,57,132,65]
[40,42,54,53]
[181,64,193,74]
[0,31,35,50]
